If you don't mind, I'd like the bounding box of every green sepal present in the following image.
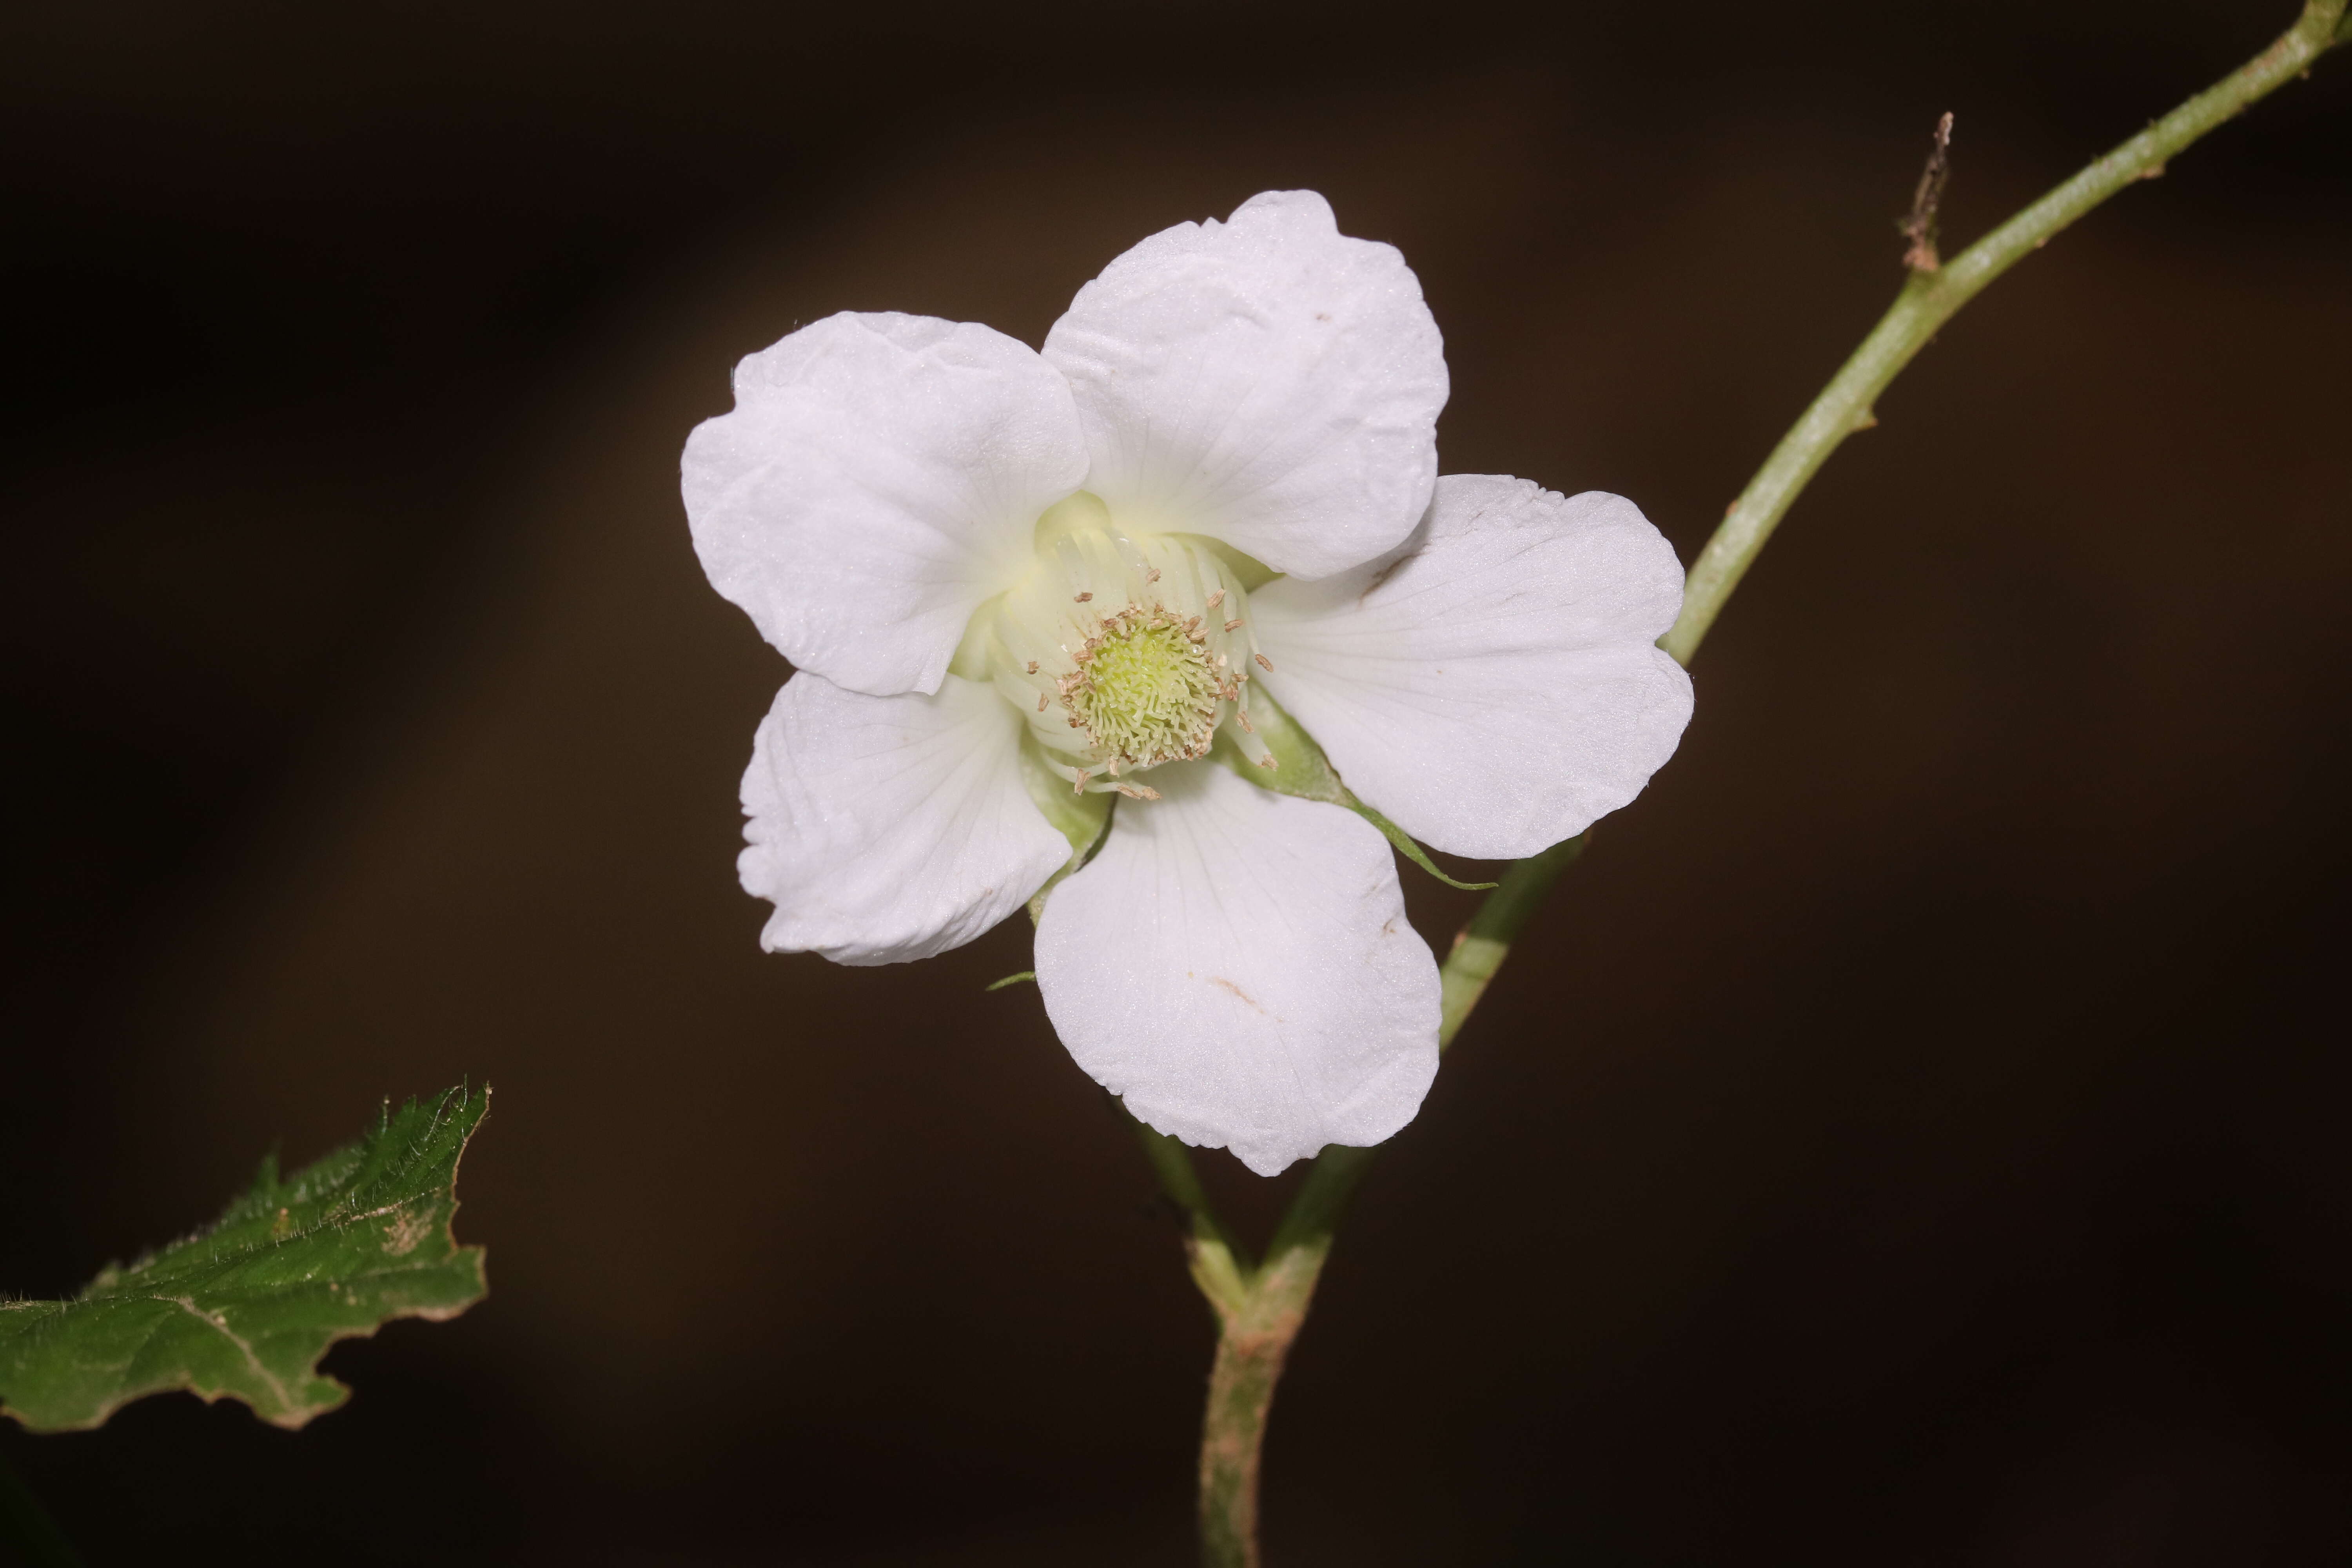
[1216,688,1499,892]
[0,1086,489,1434]
[1017,732,1113,924]
[986,970,1037,991]
[1352,798,1500,891]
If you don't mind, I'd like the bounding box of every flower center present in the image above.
[978,493,1278,794]
[1066,606,1226,768]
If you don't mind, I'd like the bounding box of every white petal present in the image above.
[684,312,1087,697]
[1035,762,1440,1176]
[1042,191,1447,581]
[1250,475,1694,860]
[739,672,1071,965]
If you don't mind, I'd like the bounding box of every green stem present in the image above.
[1129,1112,1254,1318]
[1167,8,2346,1562]
[1178,838,1587,1565]
[1661,0,2348,665]
[1193,1236,1319,1568]
[1439,835,1585,1047]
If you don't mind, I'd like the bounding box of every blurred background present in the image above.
[3,0,2348,1561]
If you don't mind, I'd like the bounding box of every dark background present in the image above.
[4,0,2348,1561]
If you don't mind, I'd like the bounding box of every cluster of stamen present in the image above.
[1060,603,1236,774]
[975,495,1278,797]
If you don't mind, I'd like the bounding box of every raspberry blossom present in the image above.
[683,191,1692,1174]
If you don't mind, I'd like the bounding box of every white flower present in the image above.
[683,191,1692,1175]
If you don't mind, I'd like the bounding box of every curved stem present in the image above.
[1162,8,2345,1562]
[1194,1237,1319,1566]
[1178,844,1585,1565]
[1662,0,2347,664]
[1130,1112,1254,1318]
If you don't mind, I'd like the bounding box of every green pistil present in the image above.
[1067,609,1225,767]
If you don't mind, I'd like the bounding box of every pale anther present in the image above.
[1255,653,1274,672]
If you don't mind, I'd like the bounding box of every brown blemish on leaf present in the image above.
[381,1205,432,1257]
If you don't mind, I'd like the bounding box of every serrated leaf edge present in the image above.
[0,1085,492,1434]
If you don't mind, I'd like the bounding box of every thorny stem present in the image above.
[1661,0,2349,665]
[1153,7,2346,1563]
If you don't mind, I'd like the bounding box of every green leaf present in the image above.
[0,1085,490,1434]
[1218,688,1499,892]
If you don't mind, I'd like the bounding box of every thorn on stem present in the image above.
[1899,111,1955,272]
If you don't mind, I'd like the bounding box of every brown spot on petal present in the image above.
[1207,976,1266,1013]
